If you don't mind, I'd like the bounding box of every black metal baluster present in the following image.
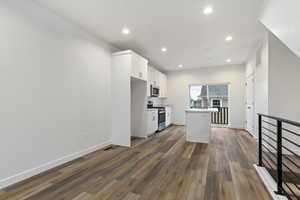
[258,114,263,167]
[222,107,224,124]
[276,120,283,195]
[257,113,300,199]
[218,109,220,124]
[226,107,228,124]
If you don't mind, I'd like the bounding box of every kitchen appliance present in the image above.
[157,107,166,131]
[147,100,154,108]
[150,85,160,97]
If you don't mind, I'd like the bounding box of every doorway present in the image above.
[245,75,255,136]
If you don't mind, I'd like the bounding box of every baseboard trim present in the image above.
[254,165,287,200]
[227,125,245,129]
[211,124,229,128]
[244,130,258,139]
[0,140,112,189]
[172,123,185,126]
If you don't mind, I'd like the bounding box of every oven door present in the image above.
[158,112,166,123]
[158,111,166,131]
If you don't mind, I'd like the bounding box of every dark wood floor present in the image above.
[0,126,271,200]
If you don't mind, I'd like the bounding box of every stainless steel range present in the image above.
[147,104,166,132]
[157,107,166,131]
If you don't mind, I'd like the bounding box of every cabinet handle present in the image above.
[139,72,142,78]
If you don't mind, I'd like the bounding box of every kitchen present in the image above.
[146,64,172,136]
[111,49,221,147]
[111,48,224,150]
[111,50,172,147]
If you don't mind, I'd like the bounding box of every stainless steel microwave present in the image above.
[150,85,159,97]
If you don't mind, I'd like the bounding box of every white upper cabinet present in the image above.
[131,52,148,81]
[148,66,159,87]
[152,68,160,87]
[112,50,148,82]
[159,72,167,98]
[147,65,167,98]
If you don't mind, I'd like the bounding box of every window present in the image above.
[189,85,208,108]
[189,84,228,108]
[211,99,222,108]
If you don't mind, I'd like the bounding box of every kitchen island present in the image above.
[185,108,218,144]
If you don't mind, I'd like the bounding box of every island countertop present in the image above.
[185,108,219,113]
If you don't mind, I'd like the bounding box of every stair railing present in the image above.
[258,114,300,199]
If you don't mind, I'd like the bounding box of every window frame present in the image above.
[189,84,207,108]
[188,83,229,109]
[211,98,222,108]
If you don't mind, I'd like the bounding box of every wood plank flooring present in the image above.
[0,126,271,200]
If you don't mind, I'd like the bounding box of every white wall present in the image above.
[268,33,300,122]
[147,97,163,106]
[0,1,115,188]
[249,34,269,137]
[268,32,300,154]
[166,65,246,128]
[246,31,300,153]
[131,78,147,138]
[245,55,256,78]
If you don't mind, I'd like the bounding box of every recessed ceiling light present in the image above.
[178,64,183,68]
[122,27,130,35]
[226,59,232,63]
[225,35,233,41]
[203,6,213,15]
[161,47,167,52]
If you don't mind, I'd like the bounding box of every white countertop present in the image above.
[185,108,219,113]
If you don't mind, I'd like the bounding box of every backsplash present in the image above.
[147,97,164,106]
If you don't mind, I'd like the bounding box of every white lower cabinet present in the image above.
[147,109,158,136]
[165,107,172,127]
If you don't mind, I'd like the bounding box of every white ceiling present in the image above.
[34,0,266,71]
